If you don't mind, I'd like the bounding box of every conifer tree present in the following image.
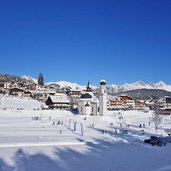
[38,73,44,86]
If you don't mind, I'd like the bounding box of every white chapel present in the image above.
[78,80,107,116]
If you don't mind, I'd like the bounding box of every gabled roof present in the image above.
[45,83,60,89]
[69,88,82,92]
[33,89,56,95]
[10,88,24,92]
[48,94,70,103]
[120,95,134,101]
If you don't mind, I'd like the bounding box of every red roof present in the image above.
[120,96,134,101]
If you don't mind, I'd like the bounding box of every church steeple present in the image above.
[99,80,107,116]
[86,81,91,92]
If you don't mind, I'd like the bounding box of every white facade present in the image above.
[79,93,99,115]
[124,100,135,109]
[0,82,19,89]
[92,102,98,116]
[99,80,107,116]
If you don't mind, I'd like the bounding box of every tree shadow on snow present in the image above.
[0,137,167,171]
[0,159,14,171]
[0,139,121,171]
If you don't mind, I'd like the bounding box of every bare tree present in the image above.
[151,103,163,135]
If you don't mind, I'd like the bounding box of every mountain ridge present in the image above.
[1,74,171,93]
[108,80,171,93]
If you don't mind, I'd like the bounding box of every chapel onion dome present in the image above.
[100,80,106,85]
[80,93,92,99]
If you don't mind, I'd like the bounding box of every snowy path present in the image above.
[0,141,86,148]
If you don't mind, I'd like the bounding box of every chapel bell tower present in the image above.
[99,80,107,116]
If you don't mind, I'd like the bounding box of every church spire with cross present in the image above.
[86,81,92,92]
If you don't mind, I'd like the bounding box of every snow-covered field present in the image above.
[0,95,171,171]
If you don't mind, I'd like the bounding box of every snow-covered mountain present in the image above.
[47,81,86,90]
[109,81,171,93]
[46,81,98,90]
[21,75,38,83]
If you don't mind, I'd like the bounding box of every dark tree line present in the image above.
[0,73,36,84]
[110,88,171,100]
[0,73,24,83]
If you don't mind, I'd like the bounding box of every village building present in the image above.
[66,88,82,97]
[19,80,32,89]
[157,96,171,115]
[108,95,136,110]
[135,100,145,109]
[160,108,171,115]
[146,96,171,112]
[0,88,6,94]
[32,89,56,101]
[45,93,70,110]
[108,97,124,110]
[9,88,24,97]
[27,83,37,90]
[157,96,171,109]
[23,91,32,98]
[45,83,60,91]
[0,82,11,89]
[0,81,19,89]
[145,99,156,110]
[66,88,82,108]
[120,95,135,109]
[19,81,37,90]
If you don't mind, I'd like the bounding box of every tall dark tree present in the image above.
[38,73,44,86]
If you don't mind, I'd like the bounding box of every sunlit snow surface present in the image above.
[0,95,171,171]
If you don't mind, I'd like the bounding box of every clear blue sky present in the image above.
[0,0,171,85]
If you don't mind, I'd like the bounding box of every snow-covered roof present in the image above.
[145,100,155,105]
[45,83,60,89]
[49,94,70,103]
[33,89,56,94]
[100,80,106,85]
[80,92,99,103]
[69,88,82,92]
